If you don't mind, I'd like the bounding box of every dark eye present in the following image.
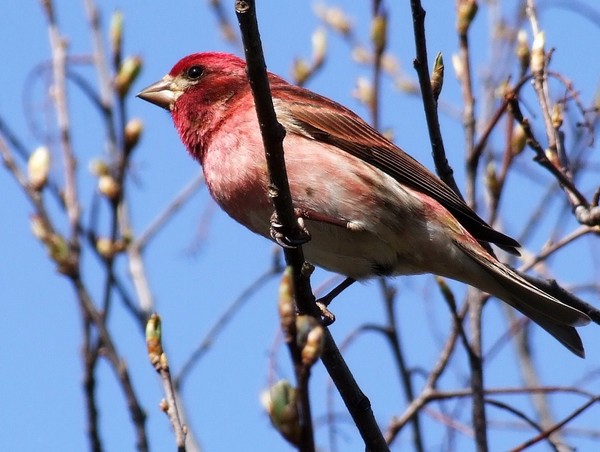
[186,65,204,80]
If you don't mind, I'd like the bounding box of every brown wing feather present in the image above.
[273,85,520,254]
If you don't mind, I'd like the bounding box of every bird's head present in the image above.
[137,52,250,159]
[137,52,248,111]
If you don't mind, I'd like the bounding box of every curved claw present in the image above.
[316,301,336,325]
[269,211,311,248]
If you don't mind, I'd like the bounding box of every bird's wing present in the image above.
[273,85,520,254]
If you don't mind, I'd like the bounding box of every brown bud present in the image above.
[551,104,563,129]
[159,399,169,412]
[98,174,121,200]
[296,315,324,367]
[124,118,143,150]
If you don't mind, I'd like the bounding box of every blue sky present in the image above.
[2,1,599,451]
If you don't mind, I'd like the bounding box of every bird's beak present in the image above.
[137,76,176,111]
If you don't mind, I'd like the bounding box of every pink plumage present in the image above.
[138,52,590,356]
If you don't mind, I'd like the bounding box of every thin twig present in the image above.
[72,276,149,451]
[385,302,468,442]
[41,0,81,250]
[409,0,462,197]
[135,174,205,250]
[510,395,600,452]
[174,266,280,388]
[379,280,425,451]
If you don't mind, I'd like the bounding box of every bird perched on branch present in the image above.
[138,52,590,357]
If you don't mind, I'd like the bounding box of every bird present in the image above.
[138,52,590,357]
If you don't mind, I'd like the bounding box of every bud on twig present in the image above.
[511,124,526,156]
[295,315,324,367]
[457,0,478,35]
[115,55,142,98]
[261,380,300,446]
[551,103,563,129]
[146,313,167,371]
[109,10,124,59]
[311,28,327,67]
[278,267,296,342]
[292,58,311,86]
[315,5,352,36]
[98,174,121,200]
[430,53,444,101]
[27,146,51,191]
[89,158,109,176]
[371,12,387,56]
[516,30,530,74]
[30,215,76,274]
[96,237,128,258]
[124,118,143,151]
[530,31,545,74]
[96,237,114,258]
[485,161,500,198]
[30,214,50,241]
[353,77,374,109]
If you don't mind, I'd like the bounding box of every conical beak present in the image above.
[137,76,175,111]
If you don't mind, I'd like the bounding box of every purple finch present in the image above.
[138,52,590,356]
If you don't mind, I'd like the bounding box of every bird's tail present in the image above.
[454,241,590,358]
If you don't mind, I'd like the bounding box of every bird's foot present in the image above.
[269,210,311,248]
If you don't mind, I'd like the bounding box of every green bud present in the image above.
[115,55,142,98]
[261,380,300,445]
[430,53,444,101]
[371,13,387,55]
[146,313,167,370]
[278,267,296,342]
[109,10,124,58]
[457,0,478,35]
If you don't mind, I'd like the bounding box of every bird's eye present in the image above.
[186,65,204,80]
